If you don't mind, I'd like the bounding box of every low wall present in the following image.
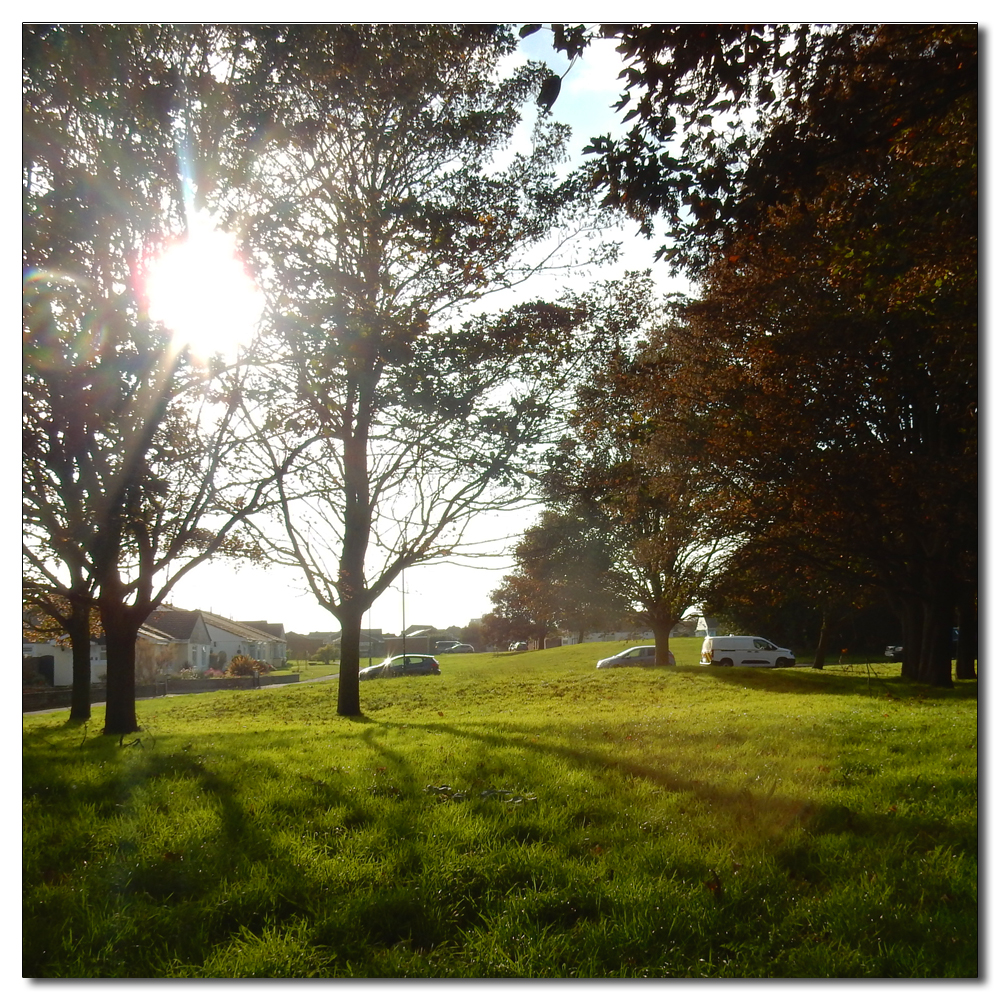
[23,673,300,713]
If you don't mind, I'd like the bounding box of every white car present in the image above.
[596,645,675,669]
[700,636,795,668]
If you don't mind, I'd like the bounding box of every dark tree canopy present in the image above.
[541,23,976,274]
[527,22,975,683]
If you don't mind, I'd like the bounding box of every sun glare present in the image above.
[144,212,263,361]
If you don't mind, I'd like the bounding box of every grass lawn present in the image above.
[23,639,978,978]
[275,660,340,682]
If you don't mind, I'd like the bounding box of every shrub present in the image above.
[225,654,272,677]
[22,660,48,687]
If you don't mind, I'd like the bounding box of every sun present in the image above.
[144,212,264,361]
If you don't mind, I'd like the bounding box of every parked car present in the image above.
[596,645,675,669]
[434,641,461,652]
[439,643,474,653]
[358,654,441,680]
[509,642,527,651]
[885,645,903,660]
[700,635,795,668]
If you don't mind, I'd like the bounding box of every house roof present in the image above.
[138,623,175,644]
[144,606,284,645]
[239,620,286,639]
[197,609,284,644]
[144,605,204,642]
[300,630,385,642]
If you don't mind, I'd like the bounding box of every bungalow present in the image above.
[24,622,170,688]
[240,620,287,665]
[23,637,105,688]
[25,605,288,687]
[142,606,213,672]
[198,611,287,668]
[143,606,287,670]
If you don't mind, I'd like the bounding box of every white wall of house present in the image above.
[172,642,211,671]
[203,624,282,668]
[23,641,72,687]
[23,641,107,687]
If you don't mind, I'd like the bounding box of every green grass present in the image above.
[276,659,339,681]
[281,655,384,681]
[23,640,978,978]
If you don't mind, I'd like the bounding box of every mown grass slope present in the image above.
[23,640,978,977]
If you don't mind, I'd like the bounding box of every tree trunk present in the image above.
[650,618,675,667]
[337,607,363,716]
[99,582,146,735]
[955,586,977,680]
[812,608,828,670]
[101,618,141,734]
[916,586,954,688]
[897,597,922,681]
[68,603,92,722]
[335,377,374,717]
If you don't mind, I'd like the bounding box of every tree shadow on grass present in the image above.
[356,709,974,854]
[667,661,978,701]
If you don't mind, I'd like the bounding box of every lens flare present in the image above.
[144,212,263,362]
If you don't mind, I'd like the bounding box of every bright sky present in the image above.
[165,29,688,637]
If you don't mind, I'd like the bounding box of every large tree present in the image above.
[482,573,559,652]
[483,505,632,649]
[669,26,976,686]
[537,24,976,269]
[507,508,633,643]
[231,25,609,715]
[543,301,726,666]
[534,23,977,685]
[21,582,100,720]
[23,25,282,733]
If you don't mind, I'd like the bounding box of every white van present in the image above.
[700,635,795,668]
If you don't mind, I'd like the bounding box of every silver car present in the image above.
[596,645,675,669]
